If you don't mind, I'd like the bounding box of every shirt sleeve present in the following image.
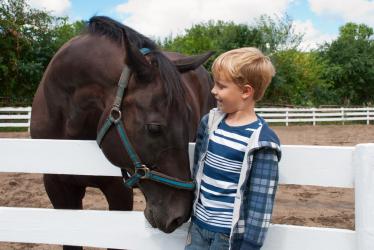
[192,114,208,178]
[240,147,280,250]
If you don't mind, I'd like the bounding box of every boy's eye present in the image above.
[215,82,225,89]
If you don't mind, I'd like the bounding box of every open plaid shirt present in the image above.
[191,109,281,250]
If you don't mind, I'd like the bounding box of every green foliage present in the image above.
[160,15,302,71]
[319,22,374,105]
[160,20,255,69]
[161,17,374,106]
[0,0,84,104]
[52,18,85,51]
[254,15,303,53]
[160,16,328,106]
[265,50,334,106]
[1,2,373,107]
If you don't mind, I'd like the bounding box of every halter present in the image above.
[96,48,195,191]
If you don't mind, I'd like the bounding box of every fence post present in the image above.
[286,108,289,126]
[367,107,370,125]
[312,108,316,126]
[341,107,345,125]
[27,108,31,133]
[354,143,374,250]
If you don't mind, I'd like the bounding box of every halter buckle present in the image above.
[135,165,150,179]
[109,107,122,123]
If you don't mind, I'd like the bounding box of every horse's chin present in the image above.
[144,208,179,234]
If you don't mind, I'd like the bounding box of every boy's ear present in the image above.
[242,84,254,99]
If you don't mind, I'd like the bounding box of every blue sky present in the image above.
[287,1,342,35]
[67,0,124,21]
[28,0,374,50]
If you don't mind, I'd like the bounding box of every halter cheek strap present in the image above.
[96,48,195,191]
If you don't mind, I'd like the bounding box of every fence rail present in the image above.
[0,138,373,249]
[255,107,374,126]
[0,107,31,128]
[1,107,373,129]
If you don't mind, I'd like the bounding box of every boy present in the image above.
[186,47,281,250]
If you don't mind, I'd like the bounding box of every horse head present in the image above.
[91,16,213,233]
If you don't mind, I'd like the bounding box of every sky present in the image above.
[27,0,374,50]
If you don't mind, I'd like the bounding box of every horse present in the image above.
[30,16,215,249]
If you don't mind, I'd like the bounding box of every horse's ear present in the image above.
[122,32,153,81]
[172,51,215,73]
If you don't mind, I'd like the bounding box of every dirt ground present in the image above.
[1,124,374,249]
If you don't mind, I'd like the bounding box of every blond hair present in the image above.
[212,47,275,101]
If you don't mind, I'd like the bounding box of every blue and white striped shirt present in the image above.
[193,118,262,234]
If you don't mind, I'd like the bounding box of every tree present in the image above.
[159,15,302,71]
[52,18,85,51]
[160,21,257,70]
[319,22,374,105]
[254,15,303,53]
[264,50,334,106]
[0,0,84,104]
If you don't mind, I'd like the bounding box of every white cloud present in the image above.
[309,0,374,26]
[293,20,336,50]
[115,0,294,38]
[27,0,71,16]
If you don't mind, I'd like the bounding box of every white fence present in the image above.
[1,107,374,128]
[0,138,374,249]
[256,107,374,126]
[0,107,31,128]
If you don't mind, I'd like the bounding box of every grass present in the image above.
[0,127,28,132]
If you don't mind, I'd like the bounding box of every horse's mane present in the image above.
[86,16,185,110]
[87,16,157,51]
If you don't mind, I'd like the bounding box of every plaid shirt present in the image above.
[191,108,281,250]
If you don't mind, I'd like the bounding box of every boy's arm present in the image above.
[240,148,280,250]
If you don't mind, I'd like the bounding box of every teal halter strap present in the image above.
[96,49,195,191]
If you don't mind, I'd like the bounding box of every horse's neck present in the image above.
[179,80,200,141]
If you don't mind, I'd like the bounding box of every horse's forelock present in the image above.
[150,52,186,111]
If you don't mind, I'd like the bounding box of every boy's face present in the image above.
[211,74,251,114]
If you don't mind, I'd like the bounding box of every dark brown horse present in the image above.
[30,16,214,249]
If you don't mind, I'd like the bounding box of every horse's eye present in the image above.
[146,124,162,135]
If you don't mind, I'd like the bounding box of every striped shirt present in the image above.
[193,117,262,234]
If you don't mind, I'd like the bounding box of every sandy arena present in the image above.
[1,124,374,249]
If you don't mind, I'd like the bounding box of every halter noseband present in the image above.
[96,48,195,191]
